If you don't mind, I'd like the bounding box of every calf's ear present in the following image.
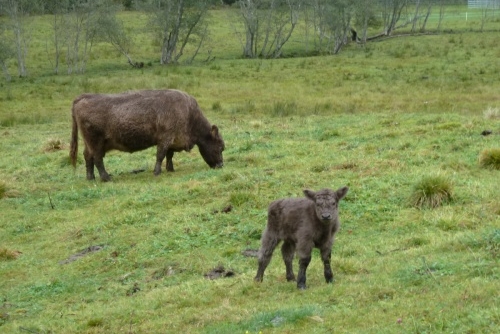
[335,186,349,200]
[303,189,316,201]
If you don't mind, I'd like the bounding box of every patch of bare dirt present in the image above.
[241,249,259,257]
[204,265,235,280]
[59,245,105,265]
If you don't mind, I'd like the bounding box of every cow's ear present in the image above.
[335,186,349,200]
[211,125,219,138]
[303,189,316,201]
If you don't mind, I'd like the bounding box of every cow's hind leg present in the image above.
[254,231,279,283]
[281,241,296,281]
[83,147,95,180]
[166,150,175,172]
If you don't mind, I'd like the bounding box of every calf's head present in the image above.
[198,125,225,168]
[304,186,349,222]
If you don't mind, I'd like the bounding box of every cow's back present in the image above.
[72,90,201,153]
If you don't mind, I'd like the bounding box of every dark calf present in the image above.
[254,186,349,289]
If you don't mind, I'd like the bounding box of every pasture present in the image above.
[1,7,499,333]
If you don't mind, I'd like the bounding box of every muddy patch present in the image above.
[213,204,233,214]
[204,265,235,280]
[59,245,105,265]
[241,249,259,257]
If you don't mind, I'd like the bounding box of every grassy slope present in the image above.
[1,7,499,334]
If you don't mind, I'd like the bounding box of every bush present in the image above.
[409,175,453,209]
[479,148,500,170]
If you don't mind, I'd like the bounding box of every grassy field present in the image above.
[1,7,499,334]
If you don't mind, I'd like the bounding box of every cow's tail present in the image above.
[70,100,79,168]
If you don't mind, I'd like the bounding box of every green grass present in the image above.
[1,7,500,334]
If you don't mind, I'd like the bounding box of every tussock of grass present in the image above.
[43,138,65,152]
[479,148,500,170]
[0,248,21,261]
[0,181,20,199]
[270,101,298,117]
[409,176,453,209]
[0,181,5,198]
[483,106,500,119]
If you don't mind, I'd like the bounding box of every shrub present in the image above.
[479,148,500,170]
[409,175,453,209]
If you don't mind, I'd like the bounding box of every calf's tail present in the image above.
[70,102,79,168]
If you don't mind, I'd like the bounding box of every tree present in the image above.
[93,2,141,67]
[238,0,301,58]
[142,0,213,65]
[0,0,42,77]
[0,22,15,81]
[410,0,432,33]
[380,0,408,36]
[352,0,376,44]
[308,0,353,55]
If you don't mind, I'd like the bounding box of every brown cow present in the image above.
[70,89,225,181]
[254,187,349,289]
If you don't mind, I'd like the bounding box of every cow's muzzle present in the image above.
[321,213,332,221]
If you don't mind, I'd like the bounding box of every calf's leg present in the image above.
[254,231,279,282]
[281,241,296,281]
[320,246,334,283]
[296,243,313,289]
[296,256,311,290]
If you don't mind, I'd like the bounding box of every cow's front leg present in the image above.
[154,145,168,176]
[166,150,175,172]
[94,154,111,182]
[296,256,311,290]
[320,246,334,284]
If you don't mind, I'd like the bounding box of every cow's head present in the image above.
[199,125,225,168]
[304,187,349,222]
